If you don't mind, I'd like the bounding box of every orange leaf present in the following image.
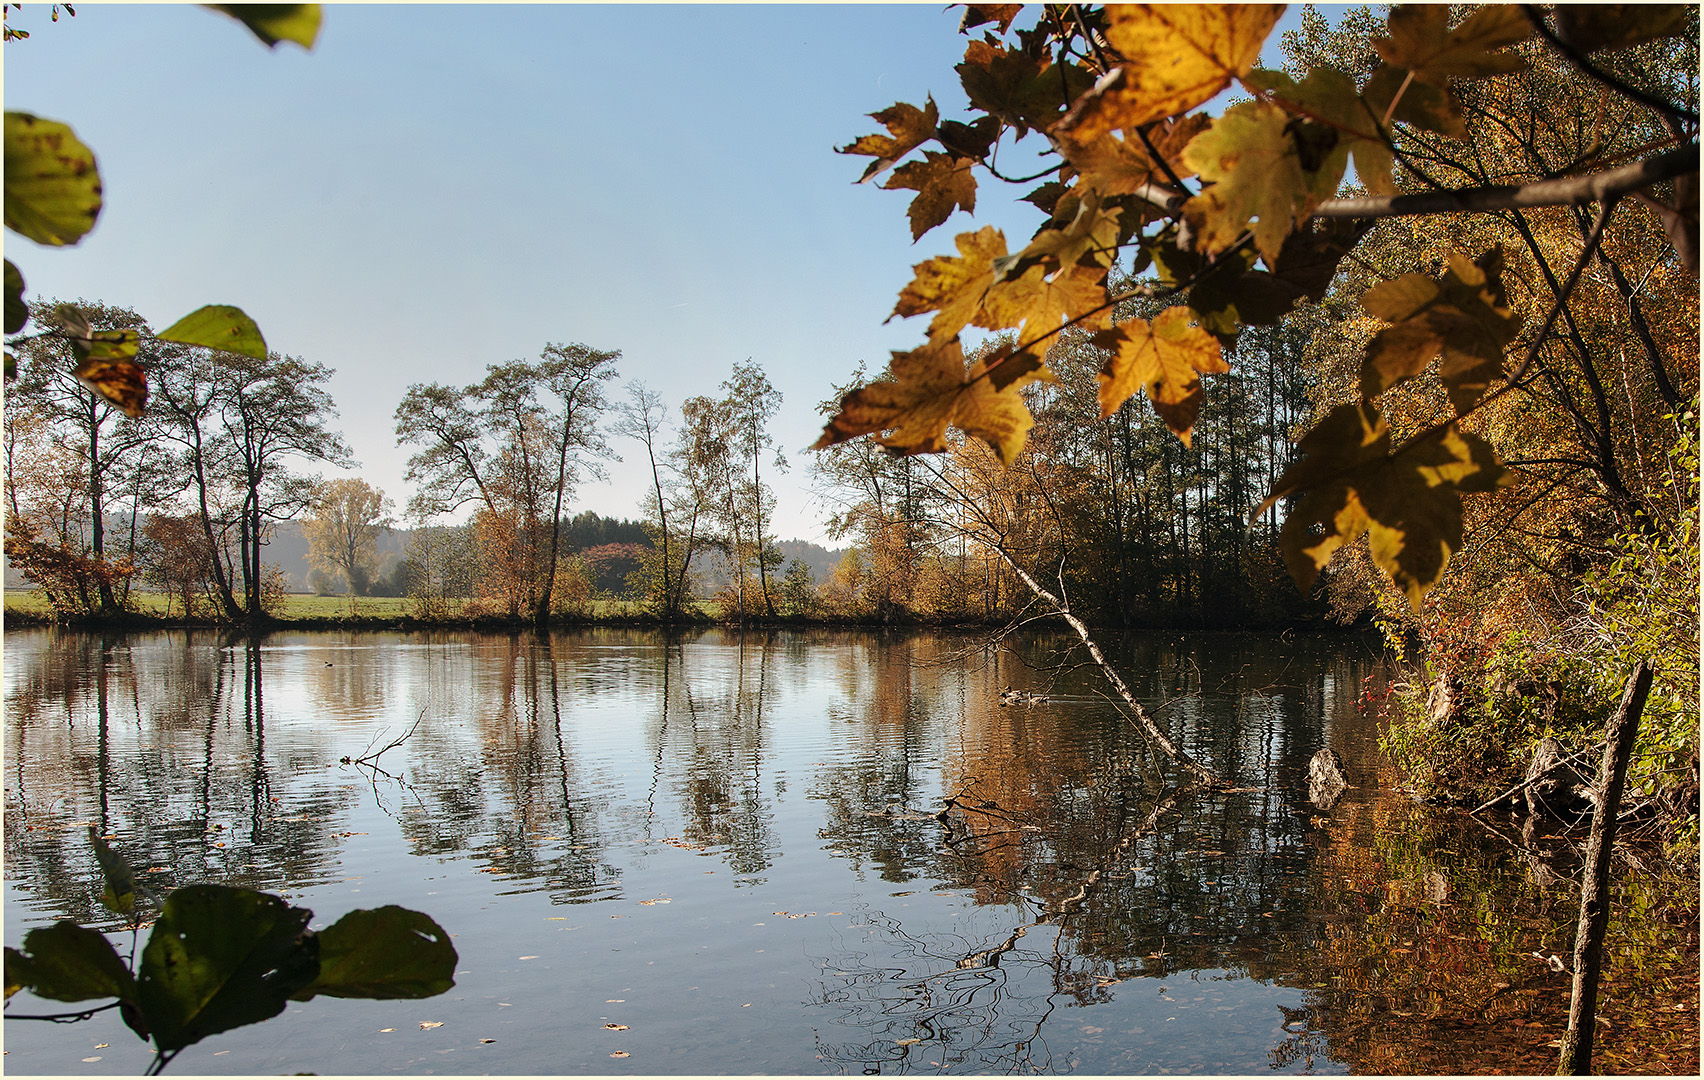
[1054,5,1284,142]
[884,152,978,241]
[890,226,1008,343]
[1093,307,1228,444]
[839,98,940,183]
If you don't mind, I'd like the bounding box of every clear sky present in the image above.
[5,3,1310,543]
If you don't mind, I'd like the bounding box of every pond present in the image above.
[3,627,1696,1074]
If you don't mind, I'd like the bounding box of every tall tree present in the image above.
[302,477,393,599]
[720,361,786,618]
[395,341,619,624]
[5,302,161,613]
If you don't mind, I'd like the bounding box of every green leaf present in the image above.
[204,4,321,49]
[5,922,137,1004]
[158,304,268,359]
[137,885,319,1053]
[4,258,25,334]
[89,827,139,917]
[4,112,102,247]
[1362,64,1466,139]
[292,906,457,1001]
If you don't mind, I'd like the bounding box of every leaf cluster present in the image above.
[817,3,1698,607]
[4,832,455,1069]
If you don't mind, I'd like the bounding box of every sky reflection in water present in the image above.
[4,627,1652,1075]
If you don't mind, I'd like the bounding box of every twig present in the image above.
[5,1001,122,1023]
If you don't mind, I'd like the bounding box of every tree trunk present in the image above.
[1556,660,1654,1076]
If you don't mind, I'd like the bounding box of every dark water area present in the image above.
[3,627,1696,1075]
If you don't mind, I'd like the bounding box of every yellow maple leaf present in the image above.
[1093,307,1228,445]
[1374,5,1531,86]
[839,98,940,183]
[813,338,1052,465]
[1180,100,1318,263]
[1056,114,1210,198]
[1260,402,1511,607]
[1054,5,1284,143]
[1008,188,1124,273]
[980,261,1111,343]
[1360,248,1520,414]
[890,226,1008,343]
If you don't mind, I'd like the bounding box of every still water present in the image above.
[2,628,1689,1074]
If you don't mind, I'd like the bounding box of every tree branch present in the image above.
[1311,144,1697,218]
[1522,3,1701,127]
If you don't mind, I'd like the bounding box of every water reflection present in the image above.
[4,627,1693,1075]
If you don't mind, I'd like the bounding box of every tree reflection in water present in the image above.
[4,628,1693,1075]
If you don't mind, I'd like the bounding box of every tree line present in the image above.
[2,305,832,626]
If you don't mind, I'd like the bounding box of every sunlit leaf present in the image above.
[884,151,978,241]
[1009,188,1124,273]
[1181,100,1323,263]
[4,112,102,246]
[891,225,1007,342]
[5,923,136,1004]
[1554,5,1695,52]
[158,304,268,359]
[292,906,456,1001]
[980,261,1111,341]
[839,98,939,184]
[1360,248,1520,414]
[1056,115,1209,198]
[89,827,138,916]
[1260,402,1511,607]
[137,885,319,1053]
[204,4,320,49]
[4,258,26,334]
[1374,4,1530,86]
[813,337,1052,464]
[1093,307,1228,444]
[1054,5,1284,142]
[1246,67,1394,195]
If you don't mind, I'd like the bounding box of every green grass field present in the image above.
[2,589,670,622]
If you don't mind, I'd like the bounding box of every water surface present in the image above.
[4,628,1692,1074]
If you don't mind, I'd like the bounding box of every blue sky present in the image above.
[6,3,1312,542]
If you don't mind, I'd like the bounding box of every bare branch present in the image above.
[1312,144,1696,218]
